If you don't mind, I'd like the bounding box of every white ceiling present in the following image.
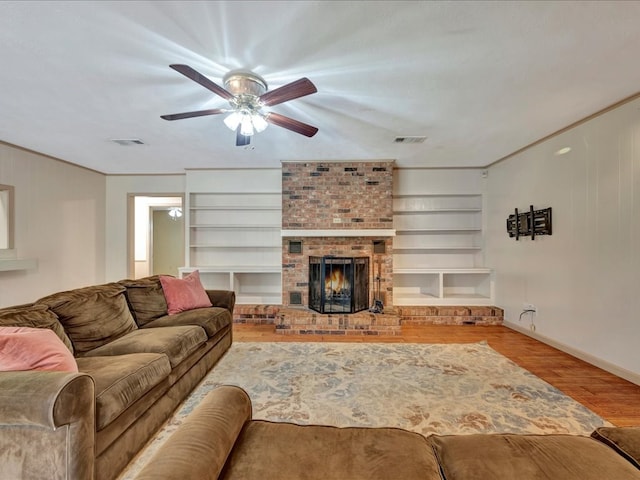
[1,1,640,175]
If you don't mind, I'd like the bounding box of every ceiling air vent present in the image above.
[394,136,427,144]
[110,138,145,146]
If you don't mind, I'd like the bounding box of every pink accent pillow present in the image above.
[0,326,78,372]
[160,270,212,315]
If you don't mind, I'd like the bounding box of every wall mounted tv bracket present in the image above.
[506,206,552,240]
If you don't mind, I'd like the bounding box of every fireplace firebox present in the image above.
[308,256,369,314]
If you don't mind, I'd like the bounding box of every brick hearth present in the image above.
[233,305,504,333]
[275,307,402,335]
[399,306,504,326]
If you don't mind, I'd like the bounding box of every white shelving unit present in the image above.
[393,194,493,305]
[393,268,494,305]
[185,188,282,304]
[179,266,282,305]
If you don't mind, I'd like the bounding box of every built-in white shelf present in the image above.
[394,247,482,253]
[394,268,492,274]
[393,268,494,306]
[190,224,280,229]
[394,208,482,213]
[190,206,280,211]
[395,228,482,233]
[185,187,283,304]
[179,266,281,305]
[393,193,492,305]
[189,245,280,249]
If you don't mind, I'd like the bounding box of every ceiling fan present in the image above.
[161,64,318,146]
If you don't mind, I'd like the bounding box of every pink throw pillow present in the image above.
[0,326,78,372]
[160,270,212,315]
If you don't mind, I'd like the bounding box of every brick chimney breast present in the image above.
[281,161,394,308]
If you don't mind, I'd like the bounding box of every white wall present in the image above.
[105,175,185,281]
[393,168,485,196]
[486,96,640,383]
[0,143,106,306]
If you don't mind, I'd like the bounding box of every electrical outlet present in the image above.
[523,303,537,314]
[333,217,342,223]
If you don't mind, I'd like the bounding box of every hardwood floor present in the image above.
[233,323,640,427]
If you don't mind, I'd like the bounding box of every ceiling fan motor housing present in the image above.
[223,70,267,97]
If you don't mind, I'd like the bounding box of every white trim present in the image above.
[0,258,37,271]
[179,265,281,273]
[394,268,492,274]
[280,159,396,164]
[281,229,396,237]
[0,249,16,260]
[506,321,640,387]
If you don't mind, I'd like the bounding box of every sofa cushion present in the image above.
[80,326,207,368]
[143,307,231,338]
[429,433,640,480]
[119,276,168,327]
[38,283,138,354]
[222,421,441,480]
[160,271,212,315]
[76,353,171,430]
[591,426,640,469]
[0,303,73,353]
[0,326,78,372]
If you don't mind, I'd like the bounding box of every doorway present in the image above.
[129,195,184,279]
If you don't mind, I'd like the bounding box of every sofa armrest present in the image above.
[206,290,236,314]
[0,371,95,480]
[134,385,251,480]
[591,426,640,469]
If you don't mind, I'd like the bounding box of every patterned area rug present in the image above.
[118,341,609,479]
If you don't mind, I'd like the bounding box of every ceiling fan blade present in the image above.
[160,108,226,121]
[266,112,318,137]
[169,64,234,101]
[236,130,251,147]
[259,78,317,107]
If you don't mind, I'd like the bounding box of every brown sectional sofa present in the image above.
[0,275,235,480]
[134,385,640,480]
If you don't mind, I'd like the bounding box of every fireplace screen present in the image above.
[308,256,369,314]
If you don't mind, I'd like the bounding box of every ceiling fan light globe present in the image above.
[224,112,242,131]
[240,115,255,136]
[168,207,182,219]
[252,114,269,133]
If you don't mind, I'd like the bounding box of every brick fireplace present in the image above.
[280,161,396,333]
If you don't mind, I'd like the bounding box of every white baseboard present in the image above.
[505,321,640,387]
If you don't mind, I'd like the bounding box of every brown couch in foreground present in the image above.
[134,386,640,480]
[0,276,235,480]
